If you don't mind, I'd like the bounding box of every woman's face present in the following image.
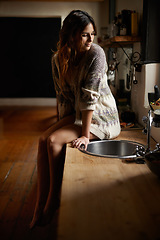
[79,23,95,52]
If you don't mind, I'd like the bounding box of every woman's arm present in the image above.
[81,110,93,138]
[72,110,93,150]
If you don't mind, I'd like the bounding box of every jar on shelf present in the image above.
[120,24,127,36]
[131,11,138,36]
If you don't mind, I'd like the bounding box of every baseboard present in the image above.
[0,98,57,106]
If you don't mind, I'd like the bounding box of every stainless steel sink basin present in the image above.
[80,140,145,159]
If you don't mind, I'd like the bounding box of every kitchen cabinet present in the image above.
[141,0,160,63]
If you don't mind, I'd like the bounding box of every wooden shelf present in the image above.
[99,36,141,48]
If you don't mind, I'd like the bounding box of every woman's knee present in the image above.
[38,134,48,149]
[47,134,64,152]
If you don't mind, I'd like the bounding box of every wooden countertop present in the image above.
[57,130,160,240]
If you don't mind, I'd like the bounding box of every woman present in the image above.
[30,10,121,228]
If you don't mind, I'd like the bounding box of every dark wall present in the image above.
[141,0,160,63]
[0,17,61,98]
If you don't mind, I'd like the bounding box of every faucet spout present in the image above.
[146,110,152,152]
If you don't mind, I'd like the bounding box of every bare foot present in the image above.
[29,202,44,229]
[30,212,43,230]
[38,198,60,227]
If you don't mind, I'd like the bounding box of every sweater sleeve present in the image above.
[79,45,108,111]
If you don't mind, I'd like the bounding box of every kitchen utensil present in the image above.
[148,92,155,110]
[154,85,160,101]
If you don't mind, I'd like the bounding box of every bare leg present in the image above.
[30,115,75,229]
[41,125,99,226]
[29,140,49,229]
[41,124,81,225]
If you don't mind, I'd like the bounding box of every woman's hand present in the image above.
[72,110,93,150]
[72,136,89,151]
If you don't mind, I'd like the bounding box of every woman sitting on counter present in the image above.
[30,9,121,228]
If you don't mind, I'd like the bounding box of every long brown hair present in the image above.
[56,10,97,86]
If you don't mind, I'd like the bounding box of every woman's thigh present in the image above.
[41,114,75,140]
[41,113,99,145]
[48,124,81,145]
[49,124,99,145]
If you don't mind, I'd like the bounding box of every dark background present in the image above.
[0,17,61,97]
[141,0,160,63]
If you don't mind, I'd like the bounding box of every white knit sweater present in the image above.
[52,43,121,139]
